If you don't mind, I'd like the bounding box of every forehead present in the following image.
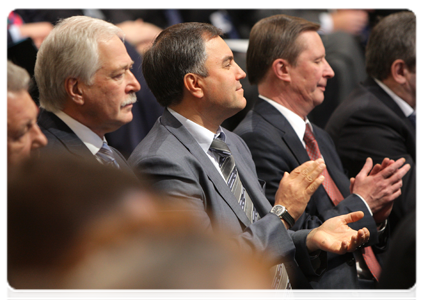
[295,31,325,58]
[204,36,233,64]
[7,91,37,123]
[97,35,132,68]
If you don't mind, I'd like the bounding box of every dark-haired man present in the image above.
[129,21,371,289]
[326,11,416,234]
[234,14,409,288]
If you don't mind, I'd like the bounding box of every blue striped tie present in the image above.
[96,141,120,169]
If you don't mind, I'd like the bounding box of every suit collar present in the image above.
[254,98,311,164]
[38,109,94,158]
[362,77,409,120]
[160,110,253,226]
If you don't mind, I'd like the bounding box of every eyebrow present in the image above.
[110,60,135,75]
[222,55,234,65]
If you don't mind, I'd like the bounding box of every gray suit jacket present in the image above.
[129,109,326,288]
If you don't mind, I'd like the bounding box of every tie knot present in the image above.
[99,141,113,155]
[96,142,120,168]
[210,138,231,157]
[303,123,315,144]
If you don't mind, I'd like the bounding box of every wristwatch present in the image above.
[270,205,295,229]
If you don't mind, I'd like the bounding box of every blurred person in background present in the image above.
[5,153,157,299]
[7,60,47,171]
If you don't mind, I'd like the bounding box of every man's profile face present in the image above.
[200,36,247,119]
[78,35,141,136]
[288,31,334,116]
[7,91,47,167]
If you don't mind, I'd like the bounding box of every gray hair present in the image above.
[8,60,30,93]
[35,16,123,112]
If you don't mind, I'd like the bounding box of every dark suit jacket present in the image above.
[377,210,415,289]
[234,97,380,288]
[129,109,328,289]
[325,77,416,234]
[37,109,134,175]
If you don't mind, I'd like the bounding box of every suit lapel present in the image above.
[254,98,310,165]
[38,109,95,158]
[161,110,252,227]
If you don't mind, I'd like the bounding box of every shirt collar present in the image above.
[259,95,311,142]
[167,108,224,154]
[54,110,105,155]
[373,78,414,117]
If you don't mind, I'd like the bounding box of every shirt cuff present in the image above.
[353,193,373,216]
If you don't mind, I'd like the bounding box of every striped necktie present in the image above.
[96,141,120,169]
[209,137,291,289]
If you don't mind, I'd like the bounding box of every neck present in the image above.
[61,107,105,139]
[382,77,415,109]
[169,101,223,134]
[258,84,308,121]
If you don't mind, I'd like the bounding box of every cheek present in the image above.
[8,137,31,157]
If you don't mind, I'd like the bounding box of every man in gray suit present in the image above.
[129,22,370,289]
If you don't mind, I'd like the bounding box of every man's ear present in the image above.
[184,73,204,99]
[391,59,407,85]
[65,77,85,105]
[272,58,291,82]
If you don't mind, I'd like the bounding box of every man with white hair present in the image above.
[35,16,140,170]
[7,60,47,169]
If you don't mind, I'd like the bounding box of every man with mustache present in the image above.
[36,15,140,171]
[234,14,409,288]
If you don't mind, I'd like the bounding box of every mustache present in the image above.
[121,93,137,107]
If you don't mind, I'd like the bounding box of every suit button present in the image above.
[351,291,360,298]
[347,257,355,266]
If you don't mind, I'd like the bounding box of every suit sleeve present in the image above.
[328,108,416,236]
[131,151,324,276]
[239,127,379,245]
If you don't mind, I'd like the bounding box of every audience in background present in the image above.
[7,60,47,170]
[326,11,416,235]
[6,9,415,291]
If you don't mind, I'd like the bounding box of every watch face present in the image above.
[272,205,286,215]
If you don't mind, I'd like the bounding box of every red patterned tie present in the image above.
[303,124,344,205]
[361,246,381,281]
[303,123,381,281]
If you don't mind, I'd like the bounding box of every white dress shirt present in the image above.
[167,108,226,179]
[54,110,107,156]
[374,78,415,117]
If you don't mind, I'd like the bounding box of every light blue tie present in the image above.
[96,141,120,168]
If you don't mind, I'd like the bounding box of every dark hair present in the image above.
[7,154,154,288]
[247,14,320,85]
[366,11,415,80]
[142,22,222,107]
